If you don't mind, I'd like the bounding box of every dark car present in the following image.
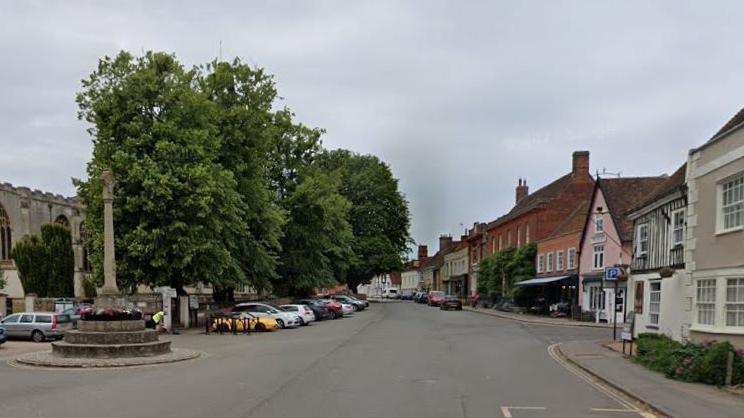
[293,299,334,321]
[0,325,7,346]
[440,296,463,311]
[414,292,428,304]
[399,289,414,300]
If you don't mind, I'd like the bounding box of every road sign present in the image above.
[605,267,621,280]
[621,331,632,341]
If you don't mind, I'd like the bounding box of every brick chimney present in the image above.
[417,245,428,260]
[572,151,590,176]
[516,178,529,204]
[439,235,453,251]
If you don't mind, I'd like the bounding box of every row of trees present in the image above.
[476,242,536,300]
[75,51,411,298]
[10,224,75,297]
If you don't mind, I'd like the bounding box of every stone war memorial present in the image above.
[16,171,199,367]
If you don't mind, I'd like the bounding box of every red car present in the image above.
[428,291,446,307]
[318,299,343,319]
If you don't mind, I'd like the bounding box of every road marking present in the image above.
[591,408,639,413]
[547,343,658,418]
[500,406,546,417]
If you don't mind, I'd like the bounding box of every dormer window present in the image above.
[595,214,604,233]
[671,209,685,248]
[635,224,649,258]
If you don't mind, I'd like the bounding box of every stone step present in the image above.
[78,320,146,332]
[64,329,159,345]
[51,340,171,358]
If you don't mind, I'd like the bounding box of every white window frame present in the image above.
[507,231,512,247]
[696,279,717,326]
[635,224,649,258]
[537,254,545,273]
[649,281,661,325]
[546,252,554,273]
[517,227,521,248]
[498,235,502,251]
[525,224,530,244]
[670,208,685,248]
[595,213,604,233]
[725,278,744,327]
[717,173,744,234]
[592,245,604,270]
[556,250,564,271]
[567,247,576,270]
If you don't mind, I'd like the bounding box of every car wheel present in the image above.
[276,319,285,329]
[255,323,266,332]
[298,317,305,326]
[31,330,45,343]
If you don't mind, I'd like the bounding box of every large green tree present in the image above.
[316,150,411,291]
[273,169,354,296]
[10,224,74,297]
[75,51,247,294]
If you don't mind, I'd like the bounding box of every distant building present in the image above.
[578,176,667,323]
[0,182,89,301]
[442,240,469,298]
[628,164,688,340]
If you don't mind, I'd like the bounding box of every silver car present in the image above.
[0,312,73,342]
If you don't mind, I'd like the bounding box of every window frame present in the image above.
[546,252,554,273]
[670,208,686,248]
[649,281,661,325]
[725,278,744,327]
[592,245,604,270]
[567,247,576,270]
[635,223,649,258]
[537,254,545,274]
[595,213,604,233]
[717,173,744,234]
[696,279,717,326]
[556,250,564,271]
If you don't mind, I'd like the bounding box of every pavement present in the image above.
[0,302,712,418]
[464,306,617,328]
[559,340,744,418]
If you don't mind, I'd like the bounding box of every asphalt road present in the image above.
[0,302,644,418]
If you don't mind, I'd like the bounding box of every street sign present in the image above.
[621,331,632,341]
[615,297,623,312]
[605,267,621,280]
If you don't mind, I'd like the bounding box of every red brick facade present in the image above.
[485,151,594,256]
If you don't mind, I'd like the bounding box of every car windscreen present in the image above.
[56,314,71,323]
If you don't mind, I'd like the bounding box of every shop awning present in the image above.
[515,275,571,287]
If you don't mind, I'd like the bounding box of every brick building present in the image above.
[485,151,595,256]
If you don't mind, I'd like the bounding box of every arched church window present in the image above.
[55,214,70,228]
[0,204,11,261]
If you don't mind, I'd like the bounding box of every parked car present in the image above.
[329,295,365,311]
[428,291,446,307]
[0,312,73,342]
[293,299,334,321]
[317,299,344,319]
[339,303,355,316]
[211,312,279,332]
[60,303,93,328]
[382,288,401,299]
[232,303,301,329]
[440,296,463,311]
[400,289,414,300]
[0,325,6,346]
[415,292,429,304]
[280,304,316,325]
[347,295,369,308]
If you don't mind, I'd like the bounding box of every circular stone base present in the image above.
[13,348,200,368]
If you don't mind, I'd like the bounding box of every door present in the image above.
[18,314,35,338]
[0,314,21,337]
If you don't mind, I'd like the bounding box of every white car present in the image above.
[340,303,355,316]
[279,304,315,326]
[233,303,301,329]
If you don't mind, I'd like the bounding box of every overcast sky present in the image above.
[1,1,743,253]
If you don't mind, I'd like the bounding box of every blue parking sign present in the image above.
[606,267,621,280]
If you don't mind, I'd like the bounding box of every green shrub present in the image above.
[635,333,683,374]
[694,341,734,386]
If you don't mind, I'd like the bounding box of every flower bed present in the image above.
[635,333,744,386]
[80,308,143,321]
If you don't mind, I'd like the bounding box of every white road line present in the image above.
[547,343,656,417]
[500,406,546,417]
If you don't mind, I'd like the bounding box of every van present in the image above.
[0,312,73,342]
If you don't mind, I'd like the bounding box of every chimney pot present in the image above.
[516,178,529,204]
[572,151,590,176]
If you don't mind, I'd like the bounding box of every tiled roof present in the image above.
[599,176,668,242]
[420,241,465,270]
[487,173,576,229]
[630,164,687,213]
[711,107,744,140]
[544,201,590,239]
